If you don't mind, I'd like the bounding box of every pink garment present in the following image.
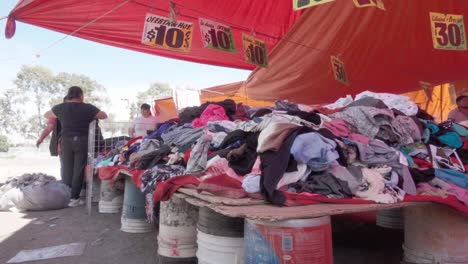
[348,133,370,144]
[418,182,468,205]
[447,182,468,205]
[192,104,229,128]
[324,119,350,137]
[250,157,262,175]
[324,119,370,144]
[203,157,243,181]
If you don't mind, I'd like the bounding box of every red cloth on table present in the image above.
[413,157,433,169]
[197,174,248,199]
[153,175,201,202]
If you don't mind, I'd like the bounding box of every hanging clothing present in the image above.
[261,127,302,205]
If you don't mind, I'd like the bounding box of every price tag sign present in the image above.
[430,12,467,51]
[353,0,385,10]
[141,13,193,52]
[293,0,335,11]
[242,33,268,68]
[199,18,237,53]
[331,56,349,85]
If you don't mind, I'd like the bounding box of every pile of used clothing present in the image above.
[97,93,468,220]
[0,173,71,211]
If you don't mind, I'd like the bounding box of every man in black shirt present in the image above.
[45,86,107,207]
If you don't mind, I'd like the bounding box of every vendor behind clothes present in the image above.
[448,90,468,125]
[128,103,159,137]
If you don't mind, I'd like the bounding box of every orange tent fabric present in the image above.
[244,1,468,104]
[404,84,456,122]
[200,82,273,107]
[405,80,468,122]
[154,97,178,122]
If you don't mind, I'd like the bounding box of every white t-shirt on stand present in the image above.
[130,116,159,137]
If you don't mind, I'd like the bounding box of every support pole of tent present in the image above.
[440,85,444,122]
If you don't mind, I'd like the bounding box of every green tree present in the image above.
[129,102,139,120]
[130,82,172,120]
[0,89,21,134]
[9,65,111,141]
[14,65,57,128]
[20,115,42,140]
[137,82,172,105]
[54,72,110,108]
[0,135,9,152]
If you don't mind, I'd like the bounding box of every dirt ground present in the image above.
[0,147,61,184]
[0,205,158,264]
[0,205,404,264]
[0,148,404,264]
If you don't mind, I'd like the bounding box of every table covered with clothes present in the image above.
[96,92,468,223]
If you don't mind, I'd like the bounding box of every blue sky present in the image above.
[0,0,250,119]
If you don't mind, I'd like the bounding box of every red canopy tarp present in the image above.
[6,0,302,70]
[244,0,468,104]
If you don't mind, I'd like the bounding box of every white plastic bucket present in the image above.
[158,196,198,263]
[121,216,154,233]
[98,179,123,213]
[376,208,404,229]
[197,230,244,264]
[403,204,468,264]
[244,217,333,264]
[120,177,154,233]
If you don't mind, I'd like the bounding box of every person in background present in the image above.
[448,90,468,125]
[128,103,159,137]
[45,86,107,207]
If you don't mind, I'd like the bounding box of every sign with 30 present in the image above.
[292,0,335,11]
[199,18,237,53]
[242,33,268,68]
[430,12,466,51]
[141,13,194,52]
[331,56,349,85]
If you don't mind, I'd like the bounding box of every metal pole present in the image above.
[86,120,96,215]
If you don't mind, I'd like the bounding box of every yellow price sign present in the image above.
[242,33,268,68]
[430,12,467,51]
[141,13,193,52]
[293,0,335,11]
[331,56,349,85]
[353,0,385,10]
[199,18,237,53]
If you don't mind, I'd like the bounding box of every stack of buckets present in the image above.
[120,176,154,233]
[196,208,244,264]
[376,208,404,229]
[98,179,124,213]
[195,207,334,264]
[158,196,199,263]
[244,217,333,264]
